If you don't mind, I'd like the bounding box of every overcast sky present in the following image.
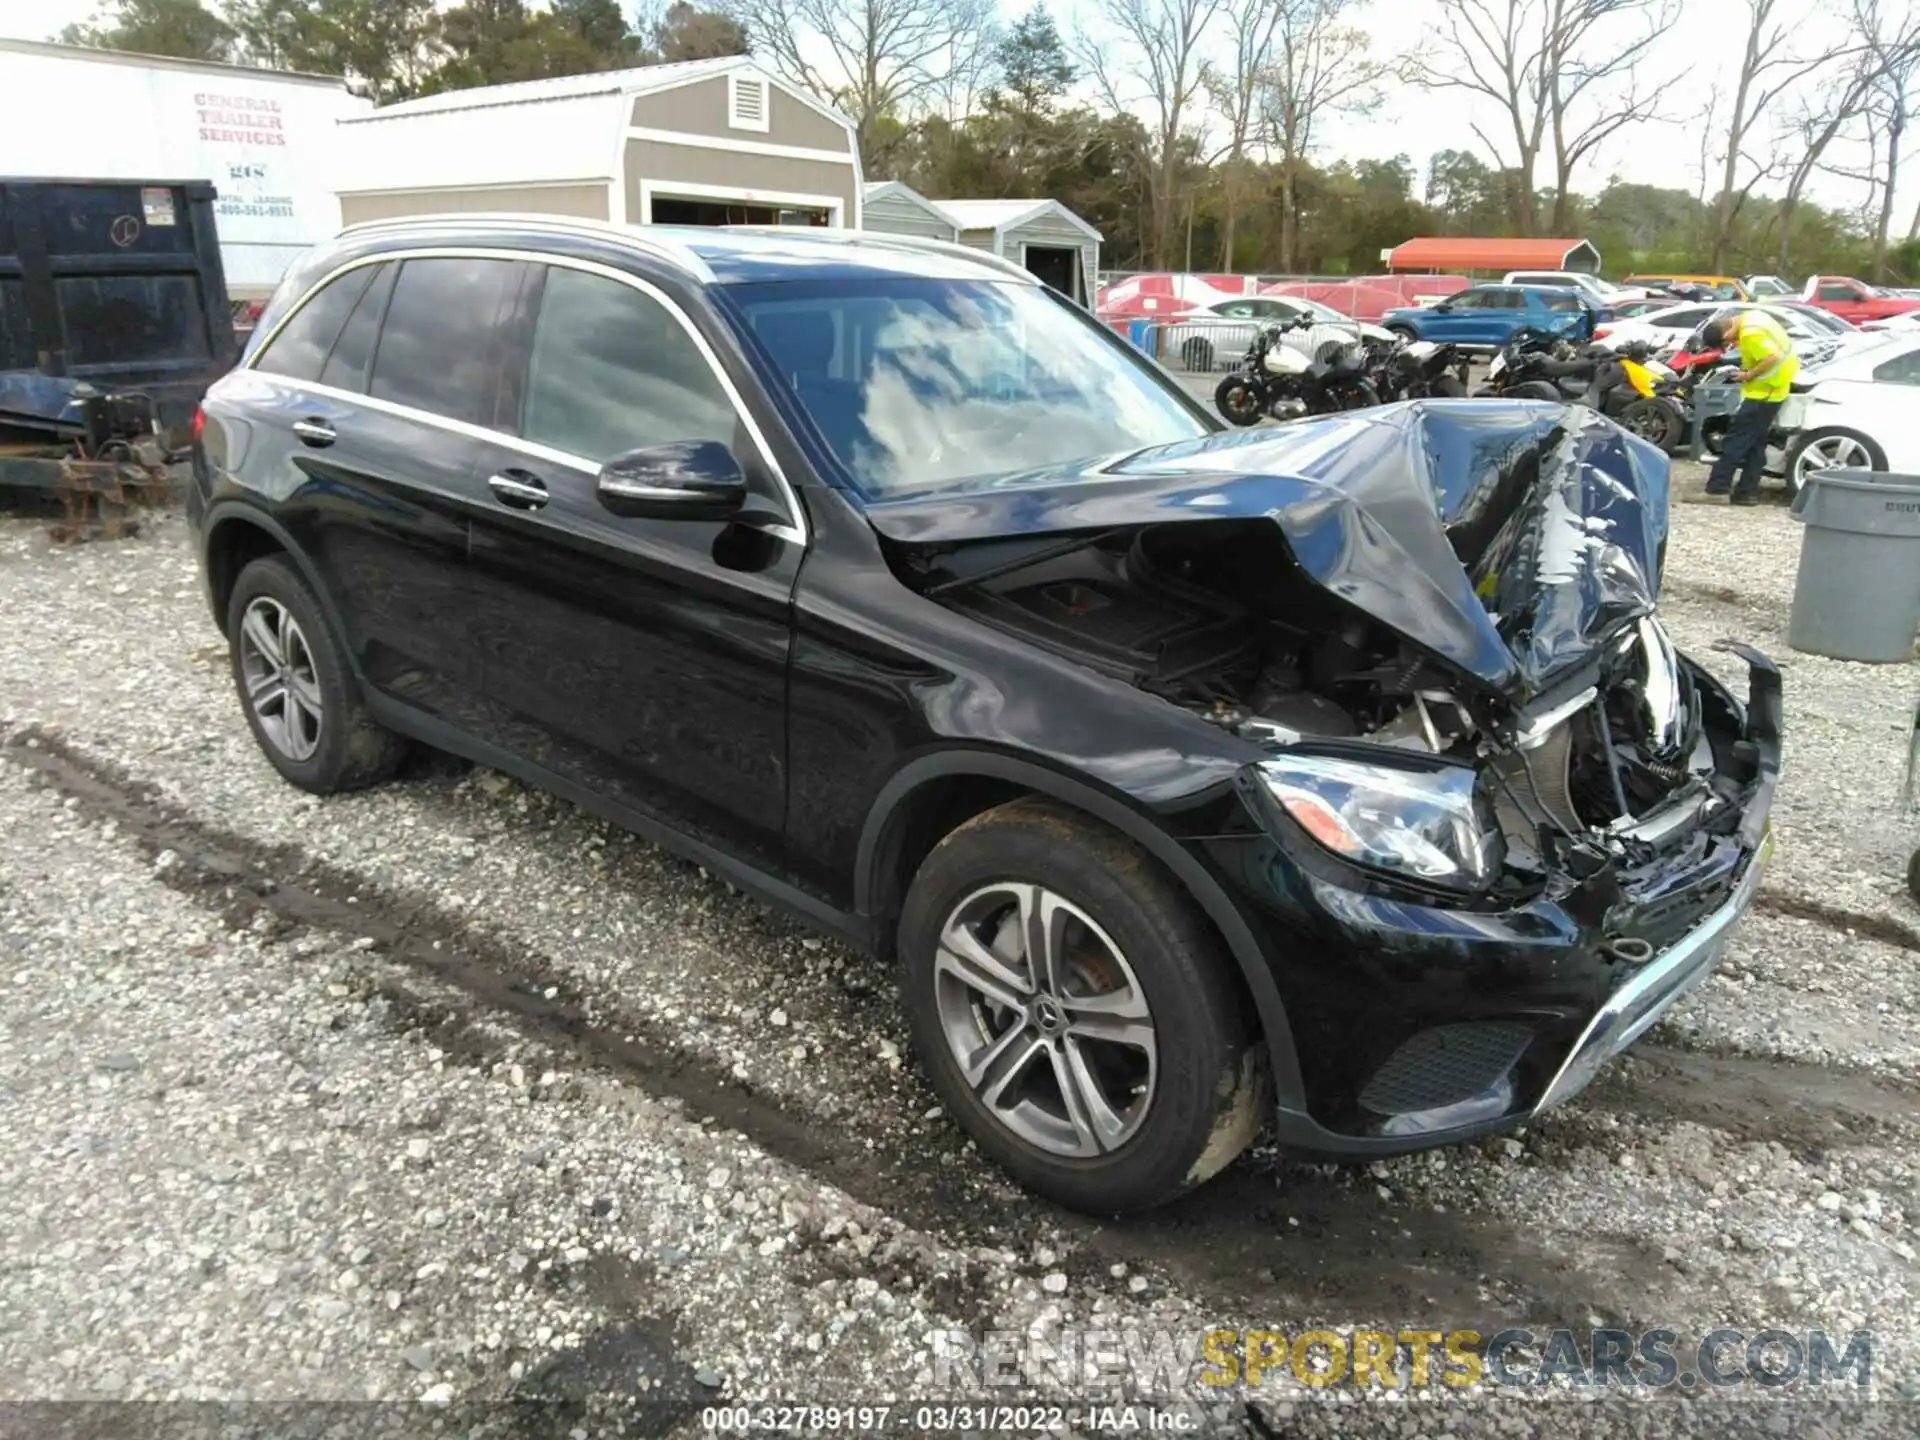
[5,0,1909,241]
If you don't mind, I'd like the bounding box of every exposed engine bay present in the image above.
[898,517,1760,884]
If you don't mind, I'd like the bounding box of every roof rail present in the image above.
[721,225,1039,285]
[334,213,714,282]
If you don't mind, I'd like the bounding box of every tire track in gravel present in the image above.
[1752,891,1920,956]
[2,722,1862,1337]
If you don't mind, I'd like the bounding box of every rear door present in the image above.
[254,252,524,720]
[1447,287,1519,345]
[463,259,803,875]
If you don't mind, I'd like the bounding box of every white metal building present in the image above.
[861,182,960,244]
[0,39,371,298]
[938,199,1102,307]
[332,57,863,232]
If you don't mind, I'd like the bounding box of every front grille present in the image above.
[1358,1021,1534,1116]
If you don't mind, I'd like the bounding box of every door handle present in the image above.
[291,418,335,447]
[488,471,550,510]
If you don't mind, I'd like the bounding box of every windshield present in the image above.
[725,279,1209,498]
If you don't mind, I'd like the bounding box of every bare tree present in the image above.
[724,0,997,168]
[1202,0,1284,269]
[1775,45,1883,265]
[1256,0,1389,271]
[1708,0,1837,269]
[1407,0,1551,233]
[1411,0,1676,236]
[1541,0,1679,233]
[1855,0,1920,278]
[1079,0,1224,267]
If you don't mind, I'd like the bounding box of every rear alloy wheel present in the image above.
[237,596,324,763]
[1784,428,1886,497]
[226,554,409,793]
[900,798,1264,1213]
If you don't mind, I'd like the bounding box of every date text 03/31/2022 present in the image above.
[702,1406,1194,1433]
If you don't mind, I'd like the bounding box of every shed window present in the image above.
[729,73,770,132]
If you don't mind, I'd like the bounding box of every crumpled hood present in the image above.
[862,400,1671,703]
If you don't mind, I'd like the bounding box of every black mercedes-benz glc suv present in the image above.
[189,217,1778,1213]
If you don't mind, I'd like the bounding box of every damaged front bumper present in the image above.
[1221,644,1780,1162]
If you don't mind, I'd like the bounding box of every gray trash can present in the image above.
[1787,469,1920,662]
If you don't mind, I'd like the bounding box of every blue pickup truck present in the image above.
[1381,284,1602,350]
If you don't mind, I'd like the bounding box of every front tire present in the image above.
[226,555,408,793]
[1180,337,1216,373]
[1214,374,1265,426]
[899,798,1263,1213]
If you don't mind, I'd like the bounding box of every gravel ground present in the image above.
[1,466,1916,1436]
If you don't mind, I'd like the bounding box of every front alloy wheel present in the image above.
[238,595,324,761]
[898,798,1264,1213]
[933,882,1157,1158]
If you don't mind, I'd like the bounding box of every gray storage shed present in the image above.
[861,181,960,243]
[333,56,863,230]
[938,199,1102,306]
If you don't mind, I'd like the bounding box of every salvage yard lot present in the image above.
[1,470,1916,1435]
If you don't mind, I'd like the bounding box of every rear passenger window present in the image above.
[319,262,395,393]
[369,258,518,426]
[253,266,377,382]
[520,265,737,464]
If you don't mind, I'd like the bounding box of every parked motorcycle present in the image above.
[1476,328,1687,449]
[1215,319,1380,426]
[1475,326,1587,400]
[1369,337,1469,401]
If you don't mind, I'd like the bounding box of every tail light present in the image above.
[1592,325,1612,340]
[190,405,206,444]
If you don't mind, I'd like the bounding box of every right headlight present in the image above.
[1256,753,1504,893]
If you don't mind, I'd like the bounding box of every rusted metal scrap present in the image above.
[0,439,172,543]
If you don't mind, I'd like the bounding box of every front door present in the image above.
[464,260,802,875]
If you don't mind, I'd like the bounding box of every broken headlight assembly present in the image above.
[1256,753,1505,893]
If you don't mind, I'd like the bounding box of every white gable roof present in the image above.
[864,181,958,229]
[334,57,855,196]
[938,198,1103,243]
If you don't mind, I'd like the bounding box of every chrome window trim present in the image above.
[246,245,806,544]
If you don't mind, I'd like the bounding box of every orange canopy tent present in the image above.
[1383,237,1602,274]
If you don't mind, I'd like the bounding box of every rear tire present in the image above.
[1505,380,1562,401]
[1429,375,1467,398]
[899,798,1264,1214]
[1180,337,1216,373]
[1618,396,1684,452]
[1783,427,1886,497]
[226,555,409,794]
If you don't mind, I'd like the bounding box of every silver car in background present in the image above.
[1158,295,1394,374]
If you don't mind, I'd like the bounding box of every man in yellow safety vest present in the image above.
[1699,308,1799,506]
